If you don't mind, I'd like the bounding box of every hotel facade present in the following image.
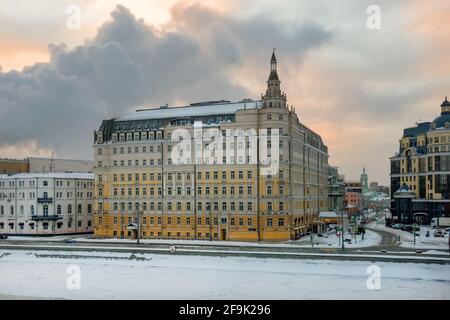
[93,53,329,242]
[0,173,94,235]
[390,97,450,223]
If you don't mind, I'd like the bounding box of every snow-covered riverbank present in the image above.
[0,249,449,299]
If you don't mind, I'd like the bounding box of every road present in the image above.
[1,211,448,264]
[1,233,449,264]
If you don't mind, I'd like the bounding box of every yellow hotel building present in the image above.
[93,52,329,242]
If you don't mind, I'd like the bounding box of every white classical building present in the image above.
[0,173,94,236]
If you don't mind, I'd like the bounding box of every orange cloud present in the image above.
[0,140,55,159]
[405,0,450,77]
[0,40,50,71]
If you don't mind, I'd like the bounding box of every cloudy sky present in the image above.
[1,0,449,185]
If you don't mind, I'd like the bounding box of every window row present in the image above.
[0,204,93,216]
[108,170,283,182]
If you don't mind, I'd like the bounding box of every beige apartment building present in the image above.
[390,97,450,223]
[92,52,329,242]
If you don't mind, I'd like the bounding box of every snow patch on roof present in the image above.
[117,101,262,121]
[0,173,94,180]
[319,211,338,218]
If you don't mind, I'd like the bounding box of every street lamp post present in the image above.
[341,200,347,250]
[134,181,141,245]
[341,209,345,250]
[208,210,212,241]
[121,207,124,239]
[97,182,104,238]
[136,210,141,244]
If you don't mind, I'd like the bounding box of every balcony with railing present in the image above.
[31,214,62,221]
[37,197,53,204]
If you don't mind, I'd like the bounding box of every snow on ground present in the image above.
[0,249,449,299]
[292,229,381,248]
[7,235,79,242]
[6,231,382,249]
[368,219,449,250]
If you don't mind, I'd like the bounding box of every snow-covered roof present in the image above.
[319,211,338,218]
[369,196,390,201]
[117,100,262,121]
[0,173,94,180]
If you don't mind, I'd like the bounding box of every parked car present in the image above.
[0,234,8,240]
[64,239,77,244]
[401,225,413,232]
[391,223,403,229]
[433,230,445,238]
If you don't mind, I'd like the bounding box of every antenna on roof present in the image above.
[415,114,422,125]
[50,152,54,173]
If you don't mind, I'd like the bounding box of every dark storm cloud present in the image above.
[0,4,332,158]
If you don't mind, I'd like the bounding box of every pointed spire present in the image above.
[271,49,277,63]
[268,49,279,81]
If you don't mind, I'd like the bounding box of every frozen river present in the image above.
[0,249,449,299]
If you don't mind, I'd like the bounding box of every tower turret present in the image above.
[262,50,287,108]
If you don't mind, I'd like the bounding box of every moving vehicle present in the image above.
[391,223,403,229]
[431,217,450,228]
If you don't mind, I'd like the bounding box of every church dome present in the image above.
[441,96,450,107]
[431,97,450,129]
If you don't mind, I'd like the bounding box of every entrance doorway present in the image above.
[221,229,227,241]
